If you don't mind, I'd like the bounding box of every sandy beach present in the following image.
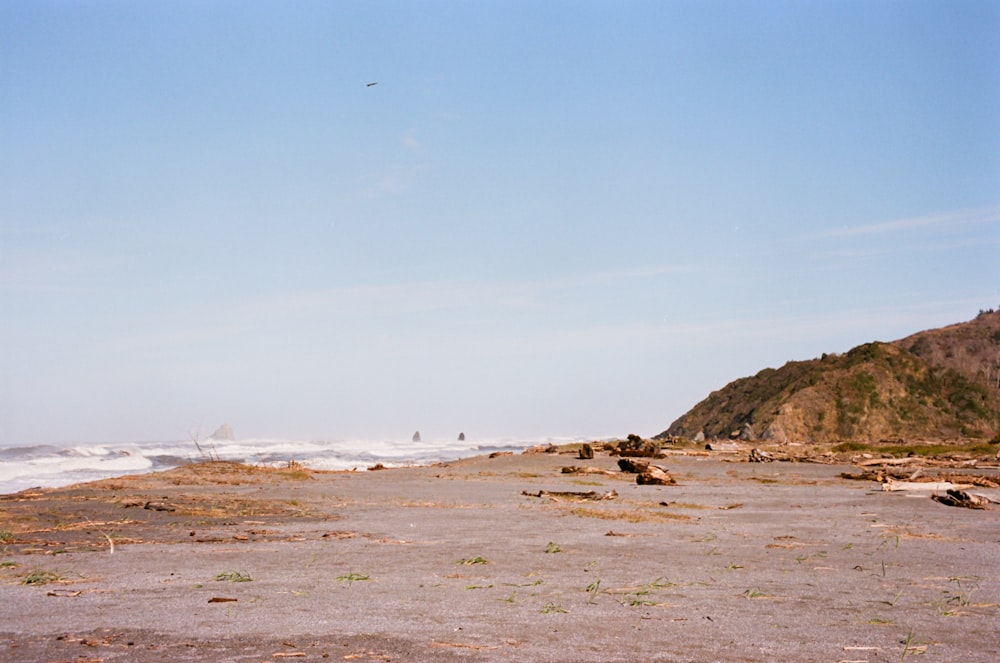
[2,447,999,662]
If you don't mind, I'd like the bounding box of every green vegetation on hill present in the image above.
[659,310,1000,443]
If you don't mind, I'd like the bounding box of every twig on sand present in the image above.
[431,641,501,650]
[85,518,115,555]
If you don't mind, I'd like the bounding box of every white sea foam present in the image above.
[0,435,582,495]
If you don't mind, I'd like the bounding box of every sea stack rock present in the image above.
[412,431,421,442]
[458,432,465,441]
[209,424,235,441]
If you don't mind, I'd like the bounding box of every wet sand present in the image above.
[1,449,998,662]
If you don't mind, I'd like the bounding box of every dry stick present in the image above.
[85,518,114,555]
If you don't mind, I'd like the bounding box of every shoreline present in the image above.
[2,448,999,661]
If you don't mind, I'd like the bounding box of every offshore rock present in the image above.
[209,424,235,441]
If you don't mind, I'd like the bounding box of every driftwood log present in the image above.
[522,489,618,501]
[857,457,922,467]
[617,458,676,485]
[561,466,617,477]
[931,489,990,510]
[881,480,972,492]
[636,466,675,485]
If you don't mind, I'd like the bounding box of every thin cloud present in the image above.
[359,162,431,198]
[0,248,114,294]
[233,264,694,320]
[464,297,989,358]
[401,129,420,151]
[816,206,1000,239]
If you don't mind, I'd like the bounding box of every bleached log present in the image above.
[881,480,972,492]
[858,457,922,467]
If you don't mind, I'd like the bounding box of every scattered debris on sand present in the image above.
[560,466,617,477]
[931,489,992,509]
[522,489,618,502]
[616,458,676,485]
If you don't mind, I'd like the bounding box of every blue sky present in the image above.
[2,1,998,445]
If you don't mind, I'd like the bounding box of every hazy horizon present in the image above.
[2,2,997,447]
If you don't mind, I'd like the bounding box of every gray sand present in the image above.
[1,451,998,661]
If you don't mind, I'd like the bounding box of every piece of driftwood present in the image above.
[881,480,972,492]
[940,474,1000,489]
[522,489,618,501]
[931,489,990,509]
[844,469,1000,489]
[561,466,617,477]
[613,439,664,458]
[636,466,676,485]
[858,457,922,467]
[617,458,650,473]
[749,448,774,463]
[616,458,676,485]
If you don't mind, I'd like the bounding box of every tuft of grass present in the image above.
[22,570,61,586]
[796,551,829,564]
[622,590,657,607]
[0,531,15,543]
[586,579,602,603]
[900,628,928,660]
[742,588,768,599]
[541,601,568,614]
[455,556,489,565]
[215,570,253,583]
[688,533,717,543]
[545,541,562,554]
[937,577,979,616]
[1,561,17,568]
[335,572,370,586]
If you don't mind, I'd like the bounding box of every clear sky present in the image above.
[2,1,998,445]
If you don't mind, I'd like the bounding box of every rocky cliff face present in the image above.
[658,310,1000,443]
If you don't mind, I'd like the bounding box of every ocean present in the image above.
[0,435,577,495]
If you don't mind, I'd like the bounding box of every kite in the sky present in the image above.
[366,82,378,87]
